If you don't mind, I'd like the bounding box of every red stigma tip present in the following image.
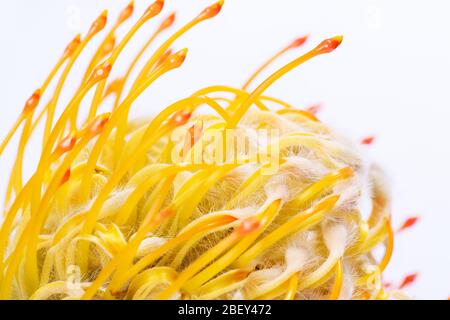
[399,273,418,289]
[117,1,134,24]
[60,169,71,186]
[306,103,321,115]
[23,89,41,114]
[85,113,111,137]
[55,132,78,155]
[158,12,176,32]
[314,35,343,54]
[361,136,375,145]
[88,10,108,37]
[290,35,309,48]
[237,217,260,236]
[142,0,164,22]
[62,34,82,59]
[88,60,113,84]
[169,110,191,127]
[398,216,419,232]
[196,0,224,21]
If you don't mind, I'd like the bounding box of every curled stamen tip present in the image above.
[62,34,82,59]
[88,10,108,37]
[290,35,309,48]
[89,60,113,84]
[55,132,78,155]
[85,113,111,136]
[117,1,134,24]
[23,89,41,114]
[237,217,260,236]
[159,12,176,31]
[314,35,343,54]
[169,110,191,127]
[196,0,224,21]
[142,0,164,21]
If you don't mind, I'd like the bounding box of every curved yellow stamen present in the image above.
[328,258,343,300]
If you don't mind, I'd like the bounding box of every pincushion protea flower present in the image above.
[0,0,397,300]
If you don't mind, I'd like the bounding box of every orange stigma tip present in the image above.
[159,12,176,31]
[361,136,375,145]
[60,169,71,186]
[159,208,174,219]
[142,0,164,22]
[102,35,116,57]
[398,216,419,232]
[154,208,175,224]
[184,122,203,154]
[237,217,260,236]
[156,49,173,68]
[104,77,124,97]
[290,35,309,48]
[117,1,134,24]
[165,48,188,69]
[196,1,224,21]
[62,34,82,59]
[88,10,108,37]
[338,167,354,179]
[23,89,41,114]
[85,113,111,137]
[306,103,321,115]
[55,132,77,155]
[314,35,343,54]
[169,110,191,127]
[189,122,203,144]
[399,273,418,289]
[88,60,113,84]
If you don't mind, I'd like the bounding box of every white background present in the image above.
[0,0,449,299]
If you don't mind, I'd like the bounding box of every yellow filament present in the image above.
[228,46,326,128]
[195,269,249,299]
[182,199,282,293]
[328,258,343,300]
[378,218,394,272]
[285,273,299,300]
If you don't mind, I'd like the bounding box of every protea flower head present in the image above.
[0,0,398,300]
